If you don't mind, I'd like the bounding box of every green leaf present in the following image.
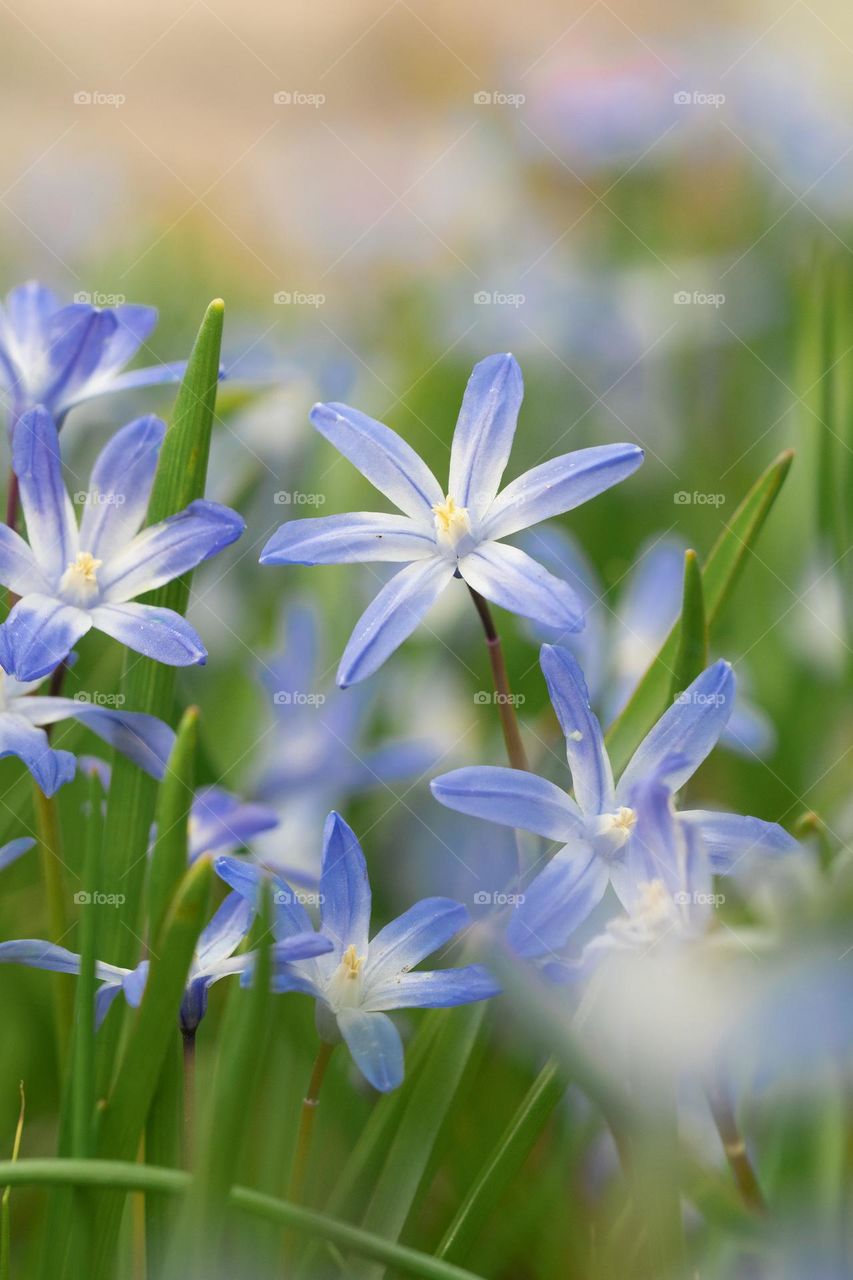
[147,706,199,944]
[0,1159,486,1280]
[436,1057,567,1266]
[92,857,213,1279]
[667,549,707,705]
[353,1003,487,1279]
[98,299,224,974]
[606,449,794,776]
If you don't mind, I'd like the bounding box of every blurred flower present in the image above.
[261,353,643,685]
[433,645,796,954]
[0,666,173,796]
[0,408,244,681]
[216,811,498,1091]
[0,890,331,1035]
[249,598,440,883]
[0,837,34,870]
[526,526,776,755]
[0,281,185,427]
[187,785,279,862]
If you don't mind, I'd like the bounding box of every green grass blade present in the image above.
[0,1159,486,1280]
[436,1057,567,1266]
[668,549,708,704]
[0,1086,25,1280]
[606,449,794,775]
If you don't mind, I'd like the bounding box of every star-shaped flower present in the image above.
[261,353,643,686]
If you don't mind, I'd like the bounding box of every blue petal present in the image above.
[367,897,469,982]
[0,594,92,683]
[95,982,125,1028]
[100,500,245,602]
[260,599,318,701]
[90,603,206,666]
[91,361,187,398]
[617,660,735,797]
[337,557,454,687]
[336,1008,404,1092]
[458,543,584,631]
[0,714,76,796]
[42,307,118,413]
[430,766,583,841]
[11,407,78,583]
[449,353,523,518]
[274,931,334,962]
[260,512,435,565]
[507,846,609,959]
[95,304,157,374]
[483,443,644,541]
[189,786,278,859]
[78,415,165,556]
[679,810,799,874]
[310,401,443,521]
[320,811,371,954]
[721,700,776,759]
[539,645,615,816]
[0,939,82,974]
[366,964,499,1011]
[609,777,682,910]
[607,536,686,719]
[0,837,34,871]
[214,855,314,939]
[31,698,175,779]
[195,891,255,969]
[0,525,48,597]
[0,283,59,374]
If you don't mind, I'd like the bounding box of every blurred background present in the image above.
[0,2,851,1275]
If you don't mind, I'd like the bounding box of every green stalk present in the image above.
[468,587,528,771]
[0,1160,485,1280]
[32,783,72,1056]
[0,1085,25,1280]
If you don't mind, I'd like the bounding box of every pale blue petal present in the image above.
[337,557,454,687]
[195,891,255,970]
[0,594,92,683]
[617,660,735,797]
[25,697,174,779]
[609,777,682,910]
[91,361,186,398]
[189,786,278,859]
[78,415,165,555]
[310,401,443,521]
[608,536,686,719]
[0,713,76,796]
[261,512,434,566]
[366,897,469,983]
[483,443,644,541]
[214,855,314,939]
[458,542,584,631]
[12,407,78,582]
[539,645,615,816]
[507,846,609,960]
[42,307,118,413]
[0,939,82,974]
[722,700,776,758]
[94,304,157,374]
[91,603,206,667]
[430,766,583,841]
[320,811,371,954]
[679,810,799,874]
[336,1007,405,1092]
[448,353,523,518]
[0,837,34,870]
[0,525,48,596]
[366,964,499,1011]
[100,500,244,602]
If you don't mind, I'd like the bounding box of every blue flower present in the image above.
[0,890,331,1035]
[432,645,797,958]
[188,786,279,862]
[261,354,643,686]
[216,811,499,1091]
[0,838,35,871]
[0,407,245,682]
[0,281,185,426]
[0,667,174,795]
[250,597,441,881]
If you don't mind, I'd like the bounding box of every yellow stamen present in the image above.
[67,551,102,583]
[431,494,471,543]
[341,943,364,979]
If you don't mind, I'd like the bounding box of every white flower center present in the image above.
[589,806,637,857]
[432,495,473,555]
[60,551,102,605]
[326,943,367,1011]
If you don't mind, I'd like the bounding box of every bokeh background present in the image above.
[0,3,851,1275]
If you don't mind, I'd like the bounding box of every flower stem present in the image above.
[32,784,72,1056]
[467,587,528,772]
[288,1041,334,1206]
[182,1030,196,1168]
[705,1078,767,1215]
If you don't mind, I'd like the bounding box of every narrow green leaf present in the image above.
[99,299,225,974]
[71,770,105,1160]
[436,1058,567,1266]
[0,1085,25,1280]
[92,857,213,1278]
[353,1003,487,1279]
[32,784,72,1056]
[606,450,794,775]
[148,706,199,944]
[0,1159,485,1280]
[667,549,707,705]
